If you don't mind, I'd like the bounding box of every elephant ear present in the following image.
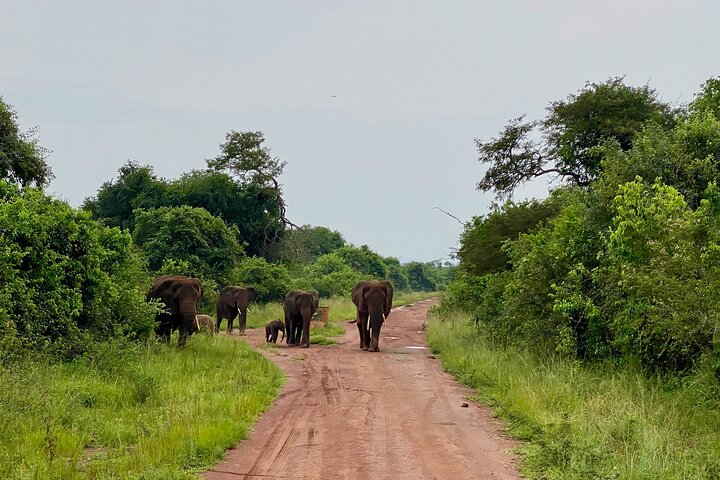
[383,281,394,318]
[193,278,203,299]
[351,281,366,310]
[247,287,257,303]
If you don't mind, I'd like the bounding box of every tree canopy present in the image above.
[0,98,52,187]
[476,78,675,198]
[133,206,245,282]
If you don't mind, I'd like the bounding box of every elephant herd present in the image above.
[146,275,394,351]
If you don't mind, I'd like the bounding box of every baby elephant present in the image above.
[265,319,285,343]
[195,314,217,335]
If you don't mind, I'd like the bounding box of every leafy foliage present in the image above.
[476,78,674,198]
[85,163,281,256]
[83,162,166,230]
[0,98,52,187]
[456,198,561,276]
[0,181,155,358]
[278,225,346,266]
[452,77,720,375]
[226,256,291,302]
[134,206,245,283]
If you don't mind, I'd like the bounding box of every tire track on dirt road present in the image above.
[204,299,521,480]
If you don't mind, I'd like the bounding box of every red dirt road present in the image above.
[204,299,521,480]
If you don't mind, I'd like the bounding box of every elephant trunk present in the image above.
[180,299,199,334]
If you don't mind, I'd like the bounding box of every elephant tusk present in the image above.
[194,315,201,330]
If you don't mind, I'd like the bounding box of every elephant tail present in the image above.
[280,329,285,342]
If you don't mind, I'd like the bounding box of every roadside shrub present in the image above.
[226,256,291,302]
[0,181,156,358]
[597,179,720,372]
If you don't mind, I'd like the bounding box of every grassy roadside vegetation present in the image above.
[427,310,720,480]
[217,291,440,344]
[0,335,283,480]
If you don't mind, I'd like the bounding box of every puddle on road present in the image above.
[404,346,427,350]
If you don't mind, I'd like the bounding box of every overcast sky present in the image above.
[1,1,718,261]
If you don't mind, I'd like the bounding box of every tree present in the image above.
[384,257,410,291]
[165,170,282,256]
[456,198,561,276]
[83,161,166,230]
[476,78,674,198]
[405,262,436,291]
[0,98,52,187]
[226,256,291,302]
[335,245,388,279]
[133,206,245,282]
[690,77,720,119]
[297,252,364,297]
[207,131,295,252]
[278,225,346,266]
[85,164,283,256]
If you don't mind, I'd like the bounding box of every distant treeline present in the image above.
[444,77,720,376]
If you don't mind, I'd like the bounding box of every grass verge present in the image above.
[0,335,283,479]
[426,309,720,480]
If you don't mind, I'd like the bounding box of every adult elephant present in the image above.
[148,275,203,347]
[283,290,319,348]
[352,280,393,352]
[216,286,257,335]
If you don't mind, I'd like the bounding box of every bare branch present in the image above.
[433,206,467,226]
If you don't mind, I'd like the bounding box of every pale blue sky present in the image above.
[1,1,718,261]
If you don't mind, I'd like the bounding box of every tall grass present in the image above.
[0,335,283,479]
[426,310,720,480]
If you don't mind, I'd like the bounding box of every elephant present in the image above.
[147,275,203,347]
[195,314,217,335]
[352,280,393,352]
[283,290,319,348]
[216,286,257,335]
[265,319,285,343]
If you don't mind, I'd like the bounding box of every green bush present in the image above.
[226,256,291,302]
[134,205,245,283]
[0,181,156,358]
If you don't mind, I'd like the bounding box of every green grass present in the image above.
[426,310,720,480]
[0,335,283,479]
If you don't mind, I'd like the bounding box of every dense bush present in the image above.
[226,256,291,302]
[134,205,245,283]
[0,181,156,358]
[448,77,720,375]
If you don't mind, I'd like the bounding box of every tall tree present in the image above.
[0,98,52,187]
[207,131,295,253]
[476,78,675,198]
[83,161,166,230]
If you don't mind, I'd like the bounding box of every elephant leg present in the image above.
[357,312,369,350]
[157,327,171,344]
[156,317,172,343]
[292,318,301,346]
[227,309,238,335]
[239,308,247,336]
[177,328,188,348]
[300,316,311,348]
[370,324,381,352]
